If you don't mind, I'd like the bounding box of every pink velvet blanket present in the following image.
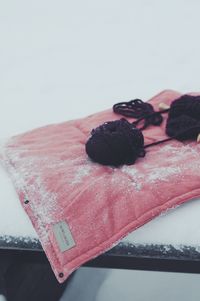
[1,90,200,283]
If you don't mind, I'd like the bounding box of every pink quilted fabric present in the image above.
[1,90,200,283]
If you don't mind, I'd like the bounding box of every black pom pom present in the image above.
[85,119,145,166]
[169,94,200,120]
[166,115,200,141]
[166,95,200,141]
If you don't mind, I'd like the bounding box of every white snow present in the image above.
[60,267,200,301]
[0,161,37,238]
[147,166,181,183]
[1,0,200,252]
[71,165,92,184]
[122,196,200,247]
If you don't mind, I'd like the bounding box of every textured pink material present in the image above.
[1,90,200,283]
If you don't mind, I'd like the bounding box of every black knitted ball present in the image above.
[85,118,145,166]
[166,115,200,141]
[166,95,200,141]
[168,94,200,120]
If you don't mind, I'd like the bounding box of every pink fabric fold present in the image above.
[1,90,200,283]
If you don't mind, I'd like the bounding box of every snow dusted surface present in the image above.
[60,267,200,301]
[0,163,37,238]
[1,0,200,249]
[123,197,200,247]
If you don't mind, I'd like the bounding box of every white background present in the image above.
[1,0,200,137]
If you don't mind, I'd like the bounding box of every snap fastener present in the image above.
[59,272,64,278]
[24,199,29,204]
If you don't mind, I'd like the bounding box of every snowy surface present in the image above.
[1,0,200,248]
[60,267,200,301]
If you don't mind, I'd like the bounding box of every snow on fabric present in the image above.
[0,90,200,283]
